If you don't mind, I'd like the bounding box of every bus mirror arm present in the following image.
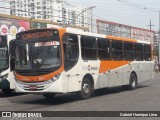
[66,45,72,60]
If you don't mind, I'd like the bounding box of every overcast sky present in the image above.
[67,0,160,31]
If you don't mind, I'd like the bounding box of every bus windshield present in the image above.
[0,46,8,70]
[15,40,61,70]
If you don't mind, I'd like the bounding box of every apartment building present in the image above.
[10,0,90,28]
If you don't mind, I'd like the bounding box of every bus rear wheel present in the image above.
[79,78,93,100]
[43,93,56,99]
[129,73,137,90]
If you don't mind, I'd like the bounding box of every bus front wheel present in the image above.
[2,89,12,94]
[43,93,56,99]
[79,78,92,100]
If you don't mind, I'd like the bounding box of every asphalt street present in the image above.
[0,72,160,120]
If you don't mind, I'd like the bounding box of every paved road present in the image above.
[0,73,160,119]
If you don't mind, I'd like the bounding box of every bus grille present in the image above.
[17,81,53,91]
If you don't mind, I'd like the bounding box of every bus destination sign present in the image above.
[19,31,54,40]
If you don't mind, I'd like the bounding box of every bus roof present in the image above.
[66,28,151,44]
[16,28,151,44]
[66,28,106,38]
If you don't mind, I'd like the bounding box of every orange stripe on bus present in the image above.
[106,35,137,43]
[59,28,66,69]
[15,66,64,82]
[99,61,131,74]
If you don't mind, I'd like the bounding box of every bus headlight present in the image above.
[15,78,23,84]
[51,73,61,81]
[45,73,61,84]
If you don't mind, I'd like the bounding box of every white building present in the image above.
[0,2,10,15]
[10,0,91,28]
[10,0,62,22]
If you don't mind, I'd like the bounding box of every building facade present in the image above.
[10,0,90,28]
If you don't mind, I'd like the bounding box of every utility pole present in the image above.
[147,19,155,30]
[158,10,160,70]
[62,0,65,28]
[159,11,160,33]
[90,6,96,33]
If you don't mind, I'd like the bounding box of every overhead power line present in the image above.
[116,0,159,12]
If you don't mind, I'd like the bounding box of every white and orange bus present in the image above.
[12,28,154,99]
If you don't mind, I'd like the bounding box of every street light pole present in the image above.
[90,6,96,33]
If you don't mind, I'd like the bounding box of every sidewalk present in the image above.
[154,71,160,78]
[154,71,160,74]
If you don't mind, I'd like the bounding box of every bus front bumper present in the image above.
[15,78,63,93]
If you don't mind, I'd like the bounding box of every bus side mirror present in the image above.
[9,39,16,71]
[9,39,16,58]
[67,45,72,59]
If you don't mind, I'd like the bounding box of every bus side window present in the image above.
[124,42,134,60]
[143,44,151,61]
[134,43,143,61]
[81,36,97,60]
[97,38,111,60]
[62,33,79,71]
[112,40,123,60]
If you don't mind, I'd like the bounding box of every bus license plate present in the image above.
[29,85,37,90]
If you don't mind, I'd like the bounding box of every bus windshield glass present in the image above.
[15,40,61,70]
[0,46,8,70]
[15,29,61,71]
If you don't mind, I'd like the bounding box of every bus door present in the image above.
[63,33,80,92]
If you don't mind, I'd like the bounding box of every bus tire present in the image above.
[43,93,56,99]
[79,78,92,100]
[2,89,12,94]
[129,73,137,90]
